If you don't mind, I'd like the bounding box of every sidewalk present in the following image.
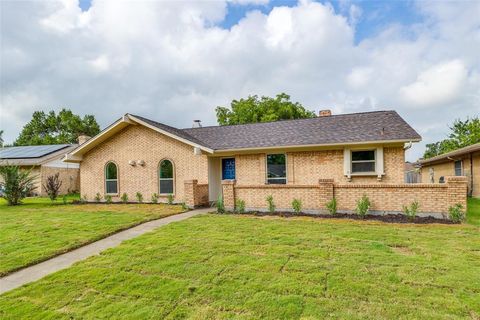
[0,208,211,295]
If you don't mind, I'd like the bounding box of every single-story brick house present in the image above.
[64,110,467,217]
[0,144,80,196]
[419,142,480,198]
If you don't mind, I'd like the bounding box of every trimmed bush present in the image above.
[0,165,37,205]
[94,193,102,203]
[167,194,174,205]
[326,198,337,215]
[151,193,158,203]
[235,199,246,213]
[266,195,275,213]
[449,204,465,223]
[121,193,128,204]
[136,192,143,203]
[402,200,419,221]
[81,194,88,204]
[356,194,371,218]
[43,173,62,202]
[292,199,302,214]
[104,194,112,204]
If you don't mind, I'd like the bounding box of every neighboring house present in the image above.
[404,161,421,183]
[64,110,467,217]
[0,144,80,196]
[419,142,480,198]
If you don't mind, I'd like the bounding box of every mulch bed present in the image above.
[234,211,457,224]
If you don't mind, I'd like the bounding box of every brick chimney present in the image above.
[77,134,91,145]
[319,110,332,117]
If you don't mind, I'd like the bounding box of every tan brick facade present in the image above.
[184,180,209,208]
[40,166,80,195]
[80,125,208,202]
[222,177,467,218]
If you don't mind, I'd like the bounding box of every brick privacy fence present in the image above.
[184,180,209,208]
[221,176,467,218]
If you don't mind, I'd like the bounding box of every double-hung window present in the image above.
[159,160,174,194]
[351,150,375,173]
[454,160,462,176]
[105,162,118,194]
[266,154,286,184]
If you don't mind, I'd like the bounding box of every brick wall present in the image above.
[41,166,80,195]
[222,176,467,218]
[80,125,208,202]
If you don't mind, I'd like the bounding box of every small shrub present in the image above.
[402,200,419,221]
[95,192,102,203]
[136,192,143,203]
[266,195,275,213]
[121,193,128,204]
[356,194,371,218]
[81,194,88,203]
[0,165,37,205]
[62,194,68,205]
[104,194,112,204]
[151,193,158,203]
[43,173,62,202]
[167,194,174,205]
[292,198,302,214]
[448,203,465,223]
[216,194,225,214]
[326,198,337,215]
[181,202,189,211]
[235,199,246,213]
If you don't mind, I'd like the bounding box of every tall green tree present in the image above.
[0,130,4,147]
[216,93,316,126]
[14,109,100,146]
[423,117,480,159]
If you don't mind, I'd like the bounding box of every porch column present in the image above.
[446,176,468,212]
[184,179,198,209]
[222,180,236,211]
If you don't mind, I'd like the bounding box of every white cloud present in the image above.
[0,0,479,162]
[400,60,467,107]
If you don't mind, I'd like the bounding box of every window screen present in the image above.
[454,160,462,176]
[351,150,375,173]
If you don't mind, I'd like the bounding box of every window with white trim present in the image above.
[159,160,174,194]
[267,154,286,184]
[454,160,462,176]
[105,162,118,194]
[351,150,375,173]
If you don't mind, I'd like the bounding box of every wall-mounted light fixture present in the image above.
[128,160,136,166]
[137,160,145,166]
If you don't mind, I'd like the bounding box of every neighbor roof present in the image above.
[181,110,421,150]
[0,144,72,159]
[419,142,480,165]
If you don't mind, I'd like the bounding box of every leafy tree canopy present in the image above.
[423,117,480,159]
[14,109,100,146]
[216,93,316,126]
[0,130,4,147]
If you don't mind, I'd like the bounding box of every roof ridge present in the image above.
[182,110,395,131]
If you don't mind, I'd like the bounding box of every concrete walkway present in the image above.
[0,208,211,295]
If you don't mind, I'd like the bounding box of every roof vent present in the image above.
[319,110,332,117]
[192,120,202,128]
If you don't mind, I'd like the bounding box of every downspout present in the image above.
[470,152,473,197]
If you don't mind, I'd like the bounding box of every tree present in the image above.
[14,109,100,146]
[423,117,480,159]
[0,130,4,147]
[216,93,316,126]
[0,166,37,205]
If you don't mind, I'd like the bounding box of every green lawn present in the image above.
[0,197,184,276]
[1,214,478,319]
[467,197,480,226]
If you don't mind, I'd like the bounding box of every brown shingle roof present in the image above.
[419,142,480,165]
[132,110,420,151]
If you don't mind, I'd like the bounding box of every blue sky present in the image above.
[78,0,423,43]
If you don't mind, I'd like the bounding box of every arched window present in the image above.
[105,162,118,194]
[159,159,174,194]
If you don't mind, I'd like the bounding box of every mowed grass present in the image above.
[1,214,478,319]
[0,197,184,276]
[467,197,480,226]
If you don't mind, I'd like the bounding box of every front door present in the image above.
[222,158,236,180]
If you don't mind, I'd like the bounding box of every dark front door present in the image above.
[222,158,236,180]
